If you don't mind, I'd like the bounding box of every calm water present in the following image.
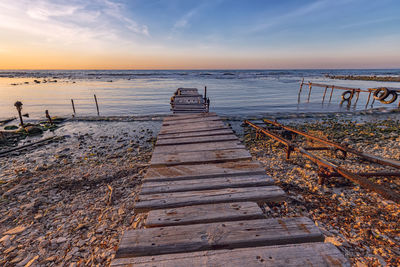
[1,69,400,120]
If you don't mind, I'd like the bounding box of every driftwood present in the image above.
[0,117,16,126]
[0,136,63,157]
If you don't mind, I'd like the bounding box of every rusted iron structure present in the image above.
[244,120,400,203]
[298,79,400,108]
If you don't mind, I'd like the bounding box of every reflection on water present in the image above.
[0,70,400,120]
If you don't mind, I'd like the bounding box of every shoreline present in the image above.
[0,115,399,265]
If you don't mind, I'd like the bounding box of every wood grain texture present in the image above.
[145,202,265,227]
[162,116,220,126]
[157,128,234,140]
[111,242,349,266]
[156,134,238,145]
[144,161,266,182]
[153,141,245,154]
[140,174,275,194]
[160,121,226,134]
[135,186,285,212]
[164,113,217,121]
[115,217,324,258]
[150,148,252,167]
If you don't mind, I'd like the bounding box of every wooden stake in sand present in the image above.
[45,110,53,125]
[14,101,24,127]
[71,99,76,116]
[94,94,100,116]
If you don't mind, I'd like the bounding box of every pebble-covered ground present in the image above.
[242,118,400,266]
[0,120,161,266]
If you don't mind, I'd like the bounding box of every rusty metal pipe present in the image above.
[263,119,400,170]
[245,121,400,203]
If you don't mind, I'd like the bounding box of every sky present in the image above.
[0,0,399,69]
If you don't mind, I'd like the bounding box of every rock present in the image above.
[0,235,11,246]
[55,237,67,244]
[3,225,27,235]
[25,126,43,135]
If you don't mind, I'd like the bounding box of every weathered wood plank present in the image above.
[140,174,274,194]
[145,202,265,228]
[150,148,252,167]
[111,242,349,266]
[144,161,266,182]
[157,128,233,140]
[159,126,230,135]
[160,121,225,134]
[135,186,285,212]
[156,134,238,145]
[153,141,245,154]
[162,116,220,126]
[115,217,323,258]
[164,113,217,121]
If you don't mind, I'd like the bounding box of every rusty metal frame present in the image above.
[244,120,400,203]
[263,119,400,169]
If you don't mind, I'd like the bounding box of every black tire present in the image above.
[373,88,389,100]
[380,91,398,104]
[341,90,353,101]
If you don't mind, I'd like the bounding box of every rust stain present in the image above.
[298,223,311,234]
[324,255,342,266]
[278,219,289,232]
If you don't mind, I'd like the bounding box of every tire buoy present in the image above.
[380,90,398,104]
[373,88,389,100]
[341,90,354,101]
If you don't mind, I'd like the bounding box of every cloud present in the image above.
[0,0,150,51]
[174,9,197,29]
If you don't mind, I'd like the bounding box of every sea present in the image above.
[1,69,400,120]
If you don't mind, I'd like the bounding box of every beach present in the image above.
[0,113,399,265]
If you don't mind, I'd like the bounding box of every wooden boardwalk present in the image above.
[110,109,349,265]
[170,88,209,113]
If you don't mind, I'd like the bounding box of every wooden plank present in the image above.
[159,126,229,135]
[111,242,349,266]
[135,186,285,212]
[164,113,217,121]
[114,217,323,258]
[140,174,275,194]
[153,141,245,154]
[158,126,230,136]
[145,202,265,227]
[158,128,233,139]
[162,117,220,126]
[160,121,225,133]
[156,134,238,145]
[150,148,252,167]
[144,161,266,182]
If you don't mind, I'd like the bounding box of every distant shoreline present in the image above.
[326,74,400,82]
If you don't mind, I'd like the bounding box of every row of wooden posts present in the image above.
[298,78,400,108]
[12,94,100,128]
[71,94,100,116]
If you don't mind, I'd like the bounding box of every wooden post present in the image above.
[204,86,207,99]
[45,110,53,125]
[71,99,76,115]
[298,78,304,103]
[329,86,334,103]
[354,90,360,106]
[322,86,328,103]
[365,91,371,108]
[307,83,312,103]
[94,94,100,116]
[14,101,24,127]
